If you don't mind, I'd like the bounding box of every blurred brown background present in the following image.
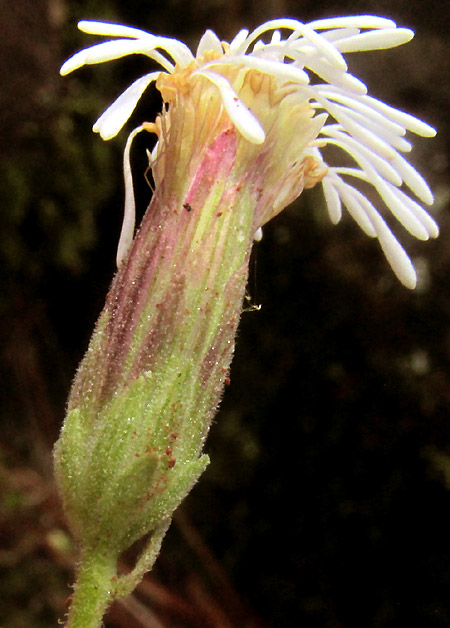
[1,0,450,626]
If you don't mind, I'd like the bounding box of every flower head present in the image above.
[61,16,438,288]
[55,19,439,622]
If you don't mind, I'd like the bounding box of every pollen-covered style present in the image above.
[61,16,437,286]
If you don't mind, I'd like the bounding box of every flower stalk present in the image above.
[55,14,438,627]
[64,547,117,628]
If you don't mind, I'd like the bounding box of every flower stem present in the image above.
[65,547,116,628]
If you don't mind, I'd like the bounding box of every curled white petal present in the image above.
[195,70,265,144]
[244,19,347,70]
[93,71,160,140]
[117,125,146,267]
[153,36,195,67]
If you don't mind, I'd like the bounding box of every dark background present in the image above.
[1,1,450,626]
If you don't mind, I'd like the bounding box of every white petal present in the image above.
[229,29,249,53]
[355,162,430,240]
[60,39,159,75]
[117,125,146,267]
[154,36,195,67]
[315,90,433,152]
[337,182,377,236]
[253,40,265,52]
[361,95,437,137]
[391,154,434,204]
[300,57,367,94]
[319,28,361,43]
[308,16,396,30]
[322,130,402,185]
[387,186,439,238]
[93,72,160,140]
[246,19,347,70]
[244,18,303,46]
[335,28,414,53]
[322,177,342,223]
[207,55,309,84]
[315,96,396,159]
[296,25,348,71]
[316,87,406,137]
[196,29,223,56]
[69,27,193,70]
[332,105,411,152]
[322,130,436,241]
[332,167,369,180]
[253,41,287,63]
[271,31,282,44]
[195,70,265,144]
[78,20,152,39]
[378,184,430,240]
[333,72,368,95]
[366,209,417,288]
[335,180,418,288]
